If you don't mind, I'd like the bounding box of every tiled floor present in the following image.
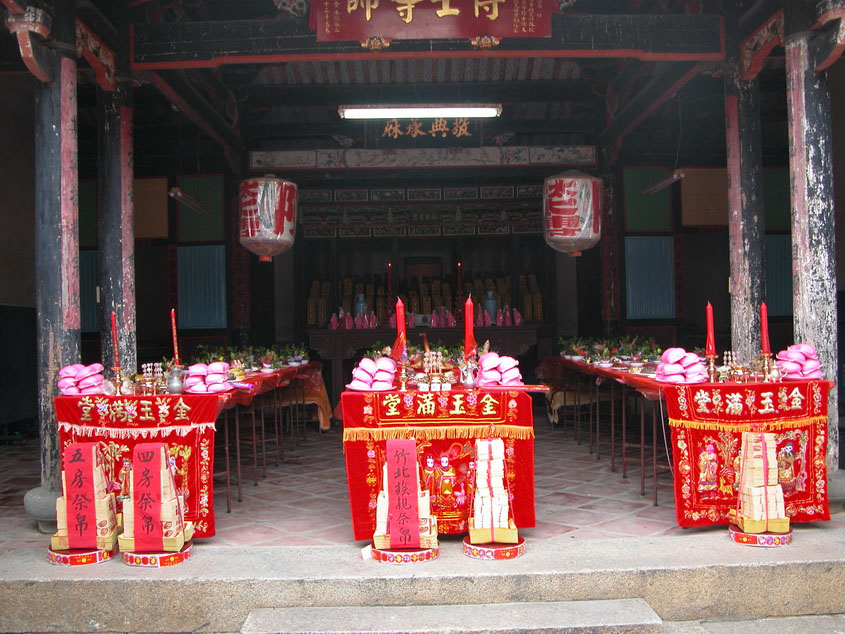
[2,403,843,548]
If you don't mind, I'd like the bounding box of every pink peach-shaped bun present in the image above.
[783,372,805,380]
[373,369,394,382]
[75,363,104,380]
[802,369,824,379]
[502,378,524,386]
[61,385,81,395]
[684,373,708,384]
[208,361,230,374]
[59,365,83,379]
[207,381,231,393]
[476,378,499,387]
[480,368,502,382]
[791,343,817,357]
[683,362,706,376]
[358,357,378,375]
[346,379,372,391]
[656,373,685,383]
[58,377,77,389]
[188,363,209,376]
[661,347,686,364]
[497,356,518,372]
[352,367,374,383]
[375,357,397,372]
[479,352,501,371]
[187,383,208,393]
[205,373,227,385]
[502,367,522,383]
[802,358,821,372]
[777,350,806,363]
[776,360,803,373]
[680,352,700,367]
[78,373,104,388]
[80,386,103,395]
[658,363,685,376]
[371,380,394,390]
[184,375,205,388]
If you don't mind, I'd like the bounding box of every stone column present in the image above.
[724,68,766,364]
[98,10,136,379]
[784,0,839,471]
[23,0,80,532]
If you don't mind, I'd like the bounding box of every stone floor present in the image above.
[2,401,844,549]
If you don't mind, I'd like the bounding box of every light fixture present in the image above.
[338,103,502,119]
[642,169,685,195]
[168,187,208,214]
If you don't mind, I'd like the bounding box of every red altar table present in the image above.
[662,379,832,527]
[341,388,536,541]
[54,393,225,538]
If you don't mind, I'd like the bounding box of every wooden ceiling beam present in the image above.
[243,79,602,107]
[131,13,723,70]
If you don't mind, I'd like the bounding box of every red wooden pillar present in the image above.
[24,0,80,530]
[98,11,136,377]
[599,174,621,335]
[724,68,765,364]
[784,0,840,471]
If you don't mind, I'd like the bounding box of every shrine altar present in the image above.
[342,388,536,541]
[54,394,225,538]
[662,379,831,527]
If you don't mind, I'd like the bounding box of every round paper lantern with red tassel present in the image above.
[542,171,602,256]
[239,176,298,262]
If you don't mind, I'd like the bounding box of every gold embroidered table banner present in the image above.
[662,380,831,527]
[55,394,224,538]
[342,388,535,541]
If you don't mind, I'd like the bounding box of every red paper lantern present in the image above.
[239,176,298,262]
[542,171,602,256]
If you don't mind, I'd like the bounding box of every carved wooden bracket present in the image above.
[3,3,53,82]
[739,10,783,80]
[76,18,116,91]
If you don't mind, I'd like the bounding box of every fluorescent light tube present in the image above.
[338,104,502,119]
[642,170,685,195]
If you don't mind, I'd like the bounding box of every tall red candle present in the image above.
[391,297,407,361]
[171,308,181,366]
[111,310,120,376]
[456,261,463,295]
[760,302,771,354]
[464,294,477,361]
[705,302,715,357]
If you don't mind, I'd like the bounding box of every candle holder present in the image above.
[760,352,774,382]
[399,362,409,392]
[706,354,718,383]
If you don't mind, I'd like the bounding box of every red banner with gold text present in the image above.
[63,443,99,549]
[662,380,831,527]
[309,0,556,42]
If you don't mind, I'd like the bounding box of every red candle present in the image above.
[387,262,393,295]
[391,297,407,361]
[705,302,715,357]
[464,294,477,361]
[111,310,120,376]
[457,261,463,295]
[171,308,181,366]
[760,302,771,354]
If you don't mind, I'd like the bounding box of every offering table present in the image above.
[54,393,225,538]
[342,387,536,541]
[549,357,831,528]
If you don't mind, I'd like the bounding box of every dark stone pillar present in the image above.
[24,0,79,532]
[724,68,766,364]
[784,0,839,471]
[97,9,135,378]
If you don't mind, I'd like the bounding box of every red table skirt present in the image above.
[342,388,535,541]
[663,380,831,527]
[54,394,224,538]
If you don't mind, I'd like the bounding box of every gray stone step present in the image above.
[241,599,663,634]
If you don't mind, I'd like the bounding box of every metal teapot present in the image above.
[166,366,185,394]
[459,362,477,389]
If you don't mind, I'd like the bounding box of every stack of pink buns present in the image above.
[58,363,105,395]
[776,344,823,380]
[185,361,233,393]
[346,356,397,391]
[656,348,707,384]
[476,352,523,387]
